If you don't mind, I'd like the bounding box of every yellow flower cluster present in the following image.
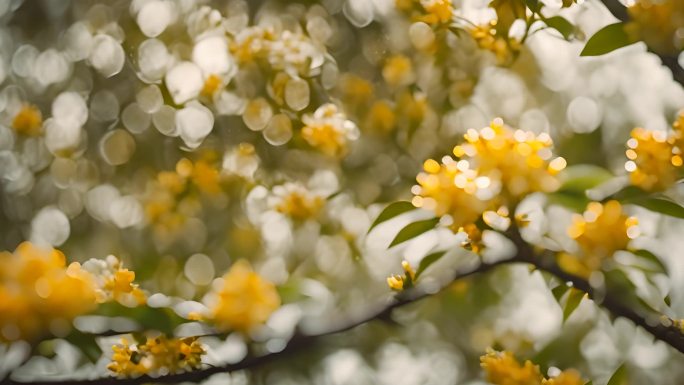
[453,119,566,199]
[481,350,586,385]
[272,182,325,221]
[301,103,359,157]
[625,125,684,191]
[469,22,520,65]
[542,370,585,385]
[562,200,638,277]
[73,255,146,307]
[210,260,281,333]
[395,0,454,26]
[627,0,684,55]
[231,27,324,75]
[0,242,96,341]
[480,349,543,385]
[387,260,417,291]
[413,119,565,231]
[0,243,145,342]
[145,156,223,239]
[108,336,204,378]
[12,104,42,136]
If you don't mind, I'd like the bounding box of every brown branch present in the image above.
[598,0,684,86]
[5,228,684,385]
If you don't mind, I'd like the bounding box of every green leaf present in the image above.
[544,16,575,40]
[524,0,541,12]
[552,283,570,302]
[558,165,613,193]
[94,302,187,335]
[631,249,668,274]
[563,288,585,322]
[368,201,415,234]
[580,23,636,56]
[416,250,448,279]
[631,197,684,219]
[547,191,590,212]
[607,364,628,385]
[65,330,102,363]
[610,185,647,202]
[389,218,440,248]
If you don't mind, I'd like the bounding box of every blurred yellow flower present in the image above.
[211,260,281,333]
[301,103,358,157]
[542,369,585,385]
[272,182,325,221]
[480,349,543,385]
[453,119,565,200]
[412,156,491,230]
[0,242,96,341]
[628,0,684,55]
[397,0,453,25]
[625,127,682,191]
[562,200,638,277]
[12,104,42,136]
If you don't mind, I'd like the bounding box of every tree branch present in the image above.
[4,229,684,385]
[598,0,684,86]
[0,260,507,385]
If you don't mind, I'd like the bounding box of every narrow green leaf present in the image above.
[631,249,667,274]
[416,250,448,279]
[563,288,585,322]
[610,185,647,202]
[558,165,614,193]
[547,191,590,212]
[544,16,575,40]
[368,201,415,234]
[580,23,636,56]
[65,330,102,363]
[552,283,570,302]
[524,0,541,12]
[606,364,628,385]
[389,218,440,248]
[632,197,684,219]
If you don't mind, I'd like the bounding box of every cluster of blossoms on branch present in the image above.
[0,242,144,342]
[481,349,586,385]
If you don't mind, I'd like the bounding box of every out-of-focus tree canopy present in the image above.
[2,0,684,384]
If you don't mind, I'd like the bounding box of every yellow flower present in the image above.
[301,103,358,157]
[542,369,585,385]
[210,260,281,333]
[469,22,518,65]
[272,182,325,221]
[382,55,415,87]
[480,349,543,385]
[625,127,682,191]
[386,260,416,291]
[12,104,42,136]
[201,74,223,98]
[627,0,684,55]
[366,100,396,134]
[452,119,565,200]
[77,255,146,306]
[412,156,491,230]
[108,336,204,378]
[562,201,638,277]
[396,0,453,26]
[0,242,97,341]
